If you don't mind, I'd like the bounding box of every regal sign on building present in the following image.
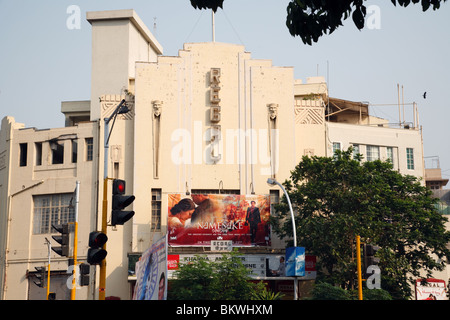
[168,194,271,247]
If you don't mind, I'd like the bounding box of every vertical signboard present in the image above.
[285,247,305,277]
[133,235,168,300]
[168,194,271,247]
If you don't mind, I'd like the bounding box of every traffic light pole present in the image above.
[70,181,80,300]
[45,238,51,300]
[99,177,108,300]
[356,235,363,300]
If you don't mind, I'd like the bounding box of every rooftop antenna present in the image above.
[212,10,216,42]
[153,17,157,37]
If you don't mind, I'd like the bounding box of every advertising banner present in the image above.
[285,247,306,277]
[168,254,272,278]
[168,194,271,247]
[167,253,316,280]
[133,235,168,300]
[415,278,448,300]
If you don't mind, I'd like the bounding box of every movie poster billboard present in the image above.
[168,194,271,247]
[133,235,168,300]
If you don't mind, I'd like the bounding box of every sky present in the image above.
[0,0,449,182]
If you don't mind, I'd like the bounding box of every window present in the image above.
[386,147,394,165]
[407,148,414,170]
[72,139,78,163]
[85,138,93,161]
[50,140,64,164]
[19,143,28,166]
[35,142,42,166]
[366,145,380,161]
[33,194,75,234]
[270,189,280,214]
[151,189,162,232]
[113,162,119,179]
[332,142,341,154]
[352,144,360,159]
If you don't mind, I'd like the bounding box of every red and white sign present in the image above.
[415,278,448,300]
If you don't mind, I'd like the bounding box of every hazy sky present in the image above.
[1,0,449,181]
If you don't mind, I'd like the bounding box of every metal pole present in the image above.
[45,238,51,300]
[212,10,215,42]
[98,99,128,300]
[99,178,108,300]
[98,118,109,301]
[71,181,80,300]
[356,235,363,300]
[267,178,298,300]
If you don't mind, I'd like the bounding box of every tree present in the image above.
[169,250,270,300]
[190,0,224,12]
[189,0,446,45]
[270,149,450,299]
[309,282,352,300]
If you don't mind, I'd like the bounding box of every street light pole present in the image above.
[99,99,129,300]
[267,178,298,300]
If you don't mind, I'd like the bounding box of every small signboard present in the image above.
[285,247,305,277]
[210,240,233,252]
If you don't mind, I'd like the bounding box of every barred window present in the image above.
[352,144,360,160]
[386,147,394,165]
[332,142,341,154]
[33,194,75,234]
[85,138,94,161]
[151,189,162,232]
[407,148,415,170]
[366,145,380,161]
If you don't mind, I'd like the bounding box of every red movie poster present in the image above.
[168,194,271,247]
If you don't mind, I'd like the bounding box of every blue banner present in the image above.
[285,247,305,277]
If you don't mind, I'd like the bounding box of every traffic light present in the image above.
[51,223,70,257]
[34,266,46,287]
[111,179,135,226]
[79,263,90,286]
[363,244,380,276]
[87,231,108,265]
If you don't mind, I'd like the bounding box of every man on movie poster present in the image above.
[245,200,261,244]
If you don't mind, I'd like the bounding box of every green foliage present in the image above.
[271,148,450,299]
[168,256,214,300]
[310,282,352,300]
[251,286,285,300]
[361,288,393,300]
[169,250,270,300]
[308,282,392,300]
